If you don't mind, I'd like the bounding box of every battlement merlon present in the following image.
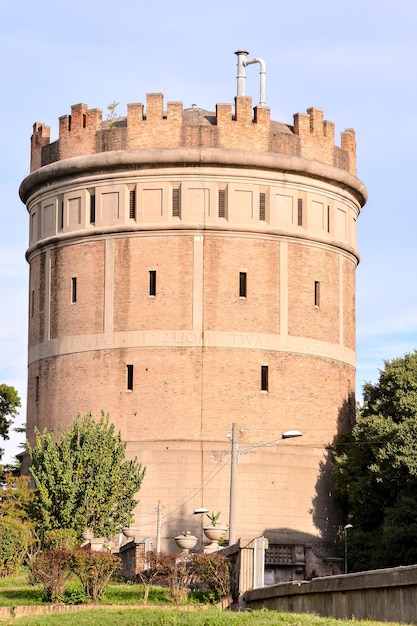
[29,94,358,176]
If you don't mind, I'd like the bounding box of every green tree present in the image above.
[0,384,21,459]
[333,350,417,570]
[27,412,146,539]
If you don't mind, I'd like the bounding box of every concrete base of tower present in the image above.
[125,438,341,558]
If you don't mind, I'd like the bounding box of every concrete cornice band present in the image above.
[19,148,368,207]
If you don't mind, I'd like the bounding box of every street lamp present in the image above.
[228,423,302,545]
[344,523,353,574]
[193,508,209,550]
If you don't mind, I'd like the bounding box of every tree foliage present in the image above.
[27,412,146,539]
[0,384,21,459]
[333,350,417,570]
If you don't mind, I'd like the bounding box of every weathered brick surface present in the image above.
[30,94,358,175]
[21,90,366,547]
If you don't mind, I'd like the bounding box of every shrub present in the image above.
[192,553,231,603]
[136,551,192,604]
[43,528,78,551]
[0,516,33,576]
[71,549,120,602]
[30,549,72,602]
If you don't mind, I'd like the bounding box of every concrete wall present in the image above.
[244,565,417,624]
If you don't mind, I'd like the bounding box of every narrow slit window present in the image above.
[261,366,269,392]
[314,281,320,307]
[71,277,77,304]
[129,189,136,219]
[218,189,226,218]
[327,205,331,233]
[82,113,86,128]
[239,272,247,298]
[35,376,40,403]
[90,194,96,223]
[59,200,64,230]
[259,192,266,221]
[149,270,156,297]
[31,290,35,318]
[127,365,134,391]
[297,198,303,226]
[172,188,181,217]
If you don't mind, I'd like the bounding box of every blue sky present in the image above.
[1,0,416,463]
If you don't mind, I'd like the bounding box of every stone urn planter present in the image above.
[122,527,138,541]
[174,531,198,552]
[81,529,94,542]
[203,513,228,552]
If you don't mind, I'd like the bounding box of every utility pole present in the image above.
[227,424,302,547]
[228,422,239,546]
[156,500,165,553]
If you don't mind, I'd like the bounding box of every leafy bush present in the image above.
[71,550,120,602]
[29,549,72,602]
[192,553,231,603]
[0,516,33,576]
[43,528,78,551]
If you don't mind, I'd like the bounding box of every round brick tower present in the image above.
[20,80,366,577]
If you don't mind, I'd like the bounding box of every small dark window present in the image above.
[68,115,72,131]
[129,189,136,219]
[314,281,320,307]
[31,290,35,318]
[71,277,77,304]
[35,376,40,403]
[90,194,96,223]
[261,366,269,392]
[172,188,181,217]
[149,270,156,297]
[82,113,86,128]
[127,365,134,391]
[327,205,331,233]
[239,272,247,298]
[297,198,303,226]
[59,200,64,230]
[218,190,226,218]
[259,192,266,221]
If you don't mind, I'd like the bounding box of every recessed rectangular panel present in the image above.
[143,188,163,218]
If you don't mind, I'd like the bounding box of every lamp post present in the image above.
[228,423,302,546]
[193,507,209,550]
[344,523,353,574]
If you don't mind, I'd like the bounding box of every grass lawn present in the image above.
[0,609,411,626]
[0,571,410,626]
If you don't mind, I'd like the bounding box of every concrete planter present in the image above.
[175,532,198,552]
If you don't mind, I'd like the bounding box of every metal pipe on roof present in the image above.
[234,50,266,106]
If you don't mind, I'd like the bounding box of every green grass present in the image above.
[0,571,410,626]
[0,609,411,626]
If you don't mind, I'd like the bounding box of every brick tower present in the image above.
[20,56,367,579]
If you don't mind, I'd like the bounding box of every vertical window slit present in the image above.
[218,190,225,218]
[259,192,266,221]
[327,205,330,233]
[314,281,320,307]
[261,366,269,392]
[297,198,303,226]
[127,365,134,391]
[149,270,156,297]
[90,193,96,224]
[71,277,77,304]
[35,376,40,403]
[239,272,247,298]
[31,290,35,318]
[129,189,136,219]
[172,188,181,217]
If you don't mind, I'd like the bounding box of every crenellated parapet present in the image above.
[30,93,357,175]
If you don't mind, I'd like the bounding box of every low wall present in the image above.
[244,564,417,624]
